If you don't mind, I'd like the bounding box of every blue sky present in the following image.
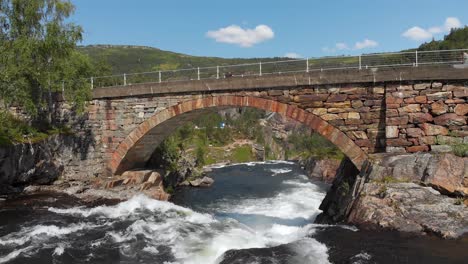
[71,0,468,58]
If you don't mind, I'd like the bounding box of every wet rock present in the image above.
[302,157,342,183]
[347,183,467,239]
[189,176,214,187]
[317,153,468,239]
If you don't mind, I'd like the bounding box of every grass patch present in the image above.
[230,145,254,163]
[373,175,411,184]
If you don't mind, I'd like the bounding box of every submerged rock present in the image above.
[189,176,214,187]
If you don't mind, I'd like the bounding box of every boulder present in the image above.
[190,176,214,187]
[424,154,468,196]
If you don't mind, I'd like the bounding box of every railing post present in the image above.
[123,73,127,86]
[306,58,309,73]
[159,71,161,83]
[217,66,219,79]
[91,77,94,90]
[259,62,262,76]
[359,55,362,70]
[415,50,418,67]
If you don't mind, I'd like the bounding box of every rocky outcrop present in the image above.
[0,132,102,195]
[301,157,342,183]
[316,153,468,239]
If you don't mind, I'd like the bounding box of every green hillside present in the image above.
[79,45,284,75]
[418,26,468,51]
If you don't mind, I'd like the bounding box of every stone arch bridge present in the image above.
[82,66,467,177]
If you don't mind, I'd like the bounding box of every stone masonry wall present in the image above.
[89,81,467,176]
[384,82,467,153]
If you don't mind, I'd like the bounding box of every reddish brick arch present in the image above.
[108,96,368,175]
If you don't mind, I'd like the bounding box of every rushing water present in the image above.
[0,161,467,264]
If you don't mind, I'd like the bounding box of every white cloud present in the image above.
[402,26,433,41]
[206,24,274,47]
[402,17,463,41]
[335,43,349,50]
[354,39,379,49]
[284,52,302,58]
[323,39,378,53]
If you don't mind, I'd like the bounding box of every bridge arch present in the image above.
[108,95,368,175]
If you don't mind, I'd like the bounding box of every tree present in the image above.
[0,0,92,119]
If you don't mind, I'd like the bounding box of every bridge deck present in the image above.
[93,65,468,99]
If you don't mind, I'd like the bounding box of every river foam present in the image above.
[0,162,331,264]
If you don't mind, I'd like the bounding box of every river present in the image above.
[0,161,467,263]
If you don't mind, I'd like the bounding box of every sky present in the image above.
[70,0,468,58]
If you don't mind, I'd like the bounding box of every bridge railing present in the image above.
[90,49,468,88]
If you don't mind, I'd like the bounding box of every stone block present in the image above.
[421,136,436,145]
[387,138,412,147]
[350,131,368,140]
[406,145,429,153]
[386,109,399,117]
[321,114,342,121]
[454,104,468,116]
[434,113,467,126]
[406,128,425,138]
[293,94,328,102]
[398,104,421,114]
[420,123,449,136]
[408,113,433,124]
[267,90,283,96]
[327,94,348,102]
[372,87,385,94]
[430,101,448,116]
[328,108,349,114]
[348,112,360,119]
[324,101,351,108]
[387,116,409,126]
[430,145,453,153]
[386,126,399,138]
[427,91,452,101]
[386,146,406,153]
[392,91,419,98]
[413,83,430,90]
[414,96,427,104]
[386,96,403,104]
[436,135,463,145]
[311,108,327,116]
[355,139,372,147]
[352,100,364,108]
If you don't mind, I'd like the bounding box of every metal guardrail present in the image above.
[89,49,468,89]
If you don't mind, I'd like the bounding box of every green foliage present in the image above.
[453,143,468,157]
[79,45,287,75]
[195,145,205,167]
[0,0,92,116]
[0,110,72,146]
[154,137,180,172]
[418,27,468,51]
[288,131,344,160]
